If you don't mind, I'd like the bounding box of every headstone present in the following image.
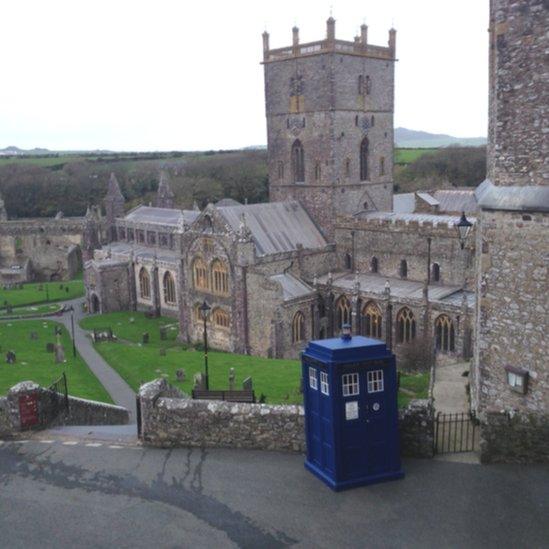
[242,376,253,392]
[54,326,62,336]
[46,342,55,353]
[193,372,205,390]
[29,331,38,341]
[54,343,65,364]
[59,284,64,290]
[6,351,16,364]
[159,348,166,356]
[176,368,186,382]
[65,287,69,293]
[228,367,235,391]
[142,332,149,344]
[159,327,167,341]
[6,305,12,314]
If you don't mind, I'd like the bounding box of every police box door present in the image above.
[340,364,391,478]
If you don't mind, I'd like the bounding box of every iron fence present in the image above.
[434,411,478,454]
[47,372,69,419]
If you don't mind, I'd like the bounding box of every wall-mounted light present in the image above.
[504,365,529,394]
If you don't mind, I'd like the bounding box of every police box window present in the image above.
[367,370,384,393]
[309,367,318,390]
[320,371,329,395]
[342,373,359,397]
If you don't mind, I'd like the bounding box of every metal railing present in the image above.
[434,411,478,454]
[47,372,69,419]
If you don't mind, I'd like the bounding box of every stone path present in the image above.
[56,298,136,421]
[433,361,470,414]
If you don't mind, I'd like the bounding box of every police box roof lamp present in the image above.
[456,211,473,249]
[341,323,352,340]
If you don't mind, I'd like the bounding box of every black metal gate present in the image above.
[47,372,69,420]
[434,412,478,454]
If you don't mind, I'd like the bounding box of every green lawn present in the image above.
[80,311,429,407]
[0,319,112,402]
[0,278,84,308]
[395,148,437,165]
[0,303,63,318]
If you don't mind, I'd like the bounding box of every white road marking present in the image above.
[85,442,103,447]
[62,441,79,446]
[17,440,29,444]
[108,445,124,449]
[0,440,4,445]
[39,440,55,444]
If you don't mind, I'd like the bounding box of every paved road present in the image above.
[0,438,547,548]
[58,298,136,420]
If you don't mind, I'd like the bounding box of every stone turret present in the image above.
[82,205,101,261]
[104,173,125,242]
[156,171,175,209]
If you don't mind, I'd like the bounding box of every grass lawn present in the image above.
[0,278,84,308]
[0,319,112,402]
[395,148,437,165]
[80,311,429,406]
[0,303,63,318]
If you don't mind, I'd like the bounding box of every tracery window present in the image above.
[139,267,151,300]
[292,311,305,344]
[360,137,369,181]
[163,271,176,305]
[213,308,230,329]
[435,315,455,353]
[336,296,352,329]
[193,257,209,291]
[371,256,378,273]
[211,259,229,295]
[361,301,382,338]
[397,307,416,344]
[291,139,305,183]
[400,259,408,279]
[432,263,440,282]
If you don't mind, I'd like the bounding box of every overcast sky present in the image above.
[0,0,489,151]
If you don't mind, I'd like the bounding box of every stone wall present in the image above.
[139,379,435,458]
[0,397,11,437]
[480,410,549,464]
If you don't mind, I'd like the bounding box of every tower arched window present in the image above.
[397,307,416,344]
[380,156,385,176]
[314,162,321,181]
[336,296,351,330]
[163,271,176,305]
[360,137,369,181]
[139,267,151,300]
[344,253,352,270]
[193,257,209,291]
[213,308,230,329]
[292,311,305,344]
[435,315,455,353]
[291,139,305,183]
[400,260,408,279]
[345,158,351,178]
[358,75,364,95]
[371,256,379,273]
[277,161,284,179]
[432,263,440,282]
[211,259,229,296]
[361,301,382,338]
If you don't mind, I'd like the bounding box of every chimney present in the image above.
[361,24,368,45]
[388,28,396,55]
[262,31,270,60]
[292,26,299,54]
[326,17,336,43]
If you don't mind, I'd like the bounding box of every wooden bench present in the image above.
[192,389,256,403]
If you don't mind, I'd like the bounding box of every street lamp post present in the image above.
[69,305,76,357]
[455,211,473,250]
[199,300,211,390]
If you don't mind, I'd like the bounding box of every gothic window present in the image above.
[358,75,364,95]
[365,75,371,95]
[435,315,455,353]
[344,253,352,270]
[360,137,369,181]
[136,229,145,244]
[139,267,151,300]
[211,259,229,295]
[159,232,169,247]
[361,301,382,338]
[203,238,214,253]
[314,162,321,181]
[163,271,176,305]
[147,231,156,246]
[371,256,379,273]
[355,115,359,127]
[277,161,284,179]
[345,158,351,178]
[291,139,305,183]
[127,228,134,242]
[194,303,203,322]
[336,296,351,329]
[400,259,408,278]
[292,311,305,344]
[118,227,126,240]
[193,257,209,291]
[397,307,416,344]
[380,156,385,176]
[432,263,440,282]
[371,115,375,127]
[213,308,230,329]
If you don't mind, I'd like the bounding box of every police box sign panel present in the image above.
[345,401,359,420]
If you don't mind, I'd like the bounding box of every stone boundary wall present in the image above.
[480,410,549,464]
[139,378,435,458]
[0,381,129,437]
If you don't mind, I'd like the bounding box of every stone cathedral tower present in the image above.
[262,18,396,239]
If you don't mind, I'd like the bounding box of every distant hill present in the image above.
[0,146,52,156]
[395,128,487,148]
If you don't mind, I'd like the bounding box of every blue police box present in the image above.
[302,329,404,491]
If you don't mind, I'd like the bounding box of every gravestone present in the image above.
[59,284,64,290]
[193,372,205,390]
[159,327,167,341]
[6,305,12,314]
[54,344,65,364]
[242,376,253,392]
[6,351,16,364]
[142,332,149,344]
[29,331,38,341]
[46,342,55,353]
[228,368,236,391]
[54,326,62,336]
[65,287,69,293]
[159,348,166,356]
[176,368,185,382]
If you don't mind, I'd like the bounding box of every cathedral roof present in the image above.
[216,201,327,256]
[124,205,199,227]
[269,272,314,301]
[355,211,476,227]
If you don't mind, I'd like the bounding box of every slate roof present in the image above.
[124,206,199,227]
[433,189,477,214]
[356,211,476,227]
[393,193,415,213]
[217,201,327,256]
[416,192,440,206]
[475,179,549,212]
[269,273,314,301]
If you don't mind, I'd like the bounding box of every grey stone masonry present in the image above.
[398,399,435,458]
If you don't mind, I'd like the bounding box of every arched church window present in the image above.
[400,259,408,279]
[344,253,352,270]
[371,115,375,127]
[292,311,305,343]
[291,139,305,183]
[213,308,230,329]
[380,156,385,176]
[314,162,321,181]
[335,296,351,330]
[397,307,416,344]
[163,271,176,305]
[277,161,284,179]
[371,256,379,273]
[432,263,440,282]
[139,267,151,300]
[193,257,209,291]
[361,301,382,338]
[435,315,455,353]
[345,158,351,177]
[211,259,229,296]
[360,137,369,181]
